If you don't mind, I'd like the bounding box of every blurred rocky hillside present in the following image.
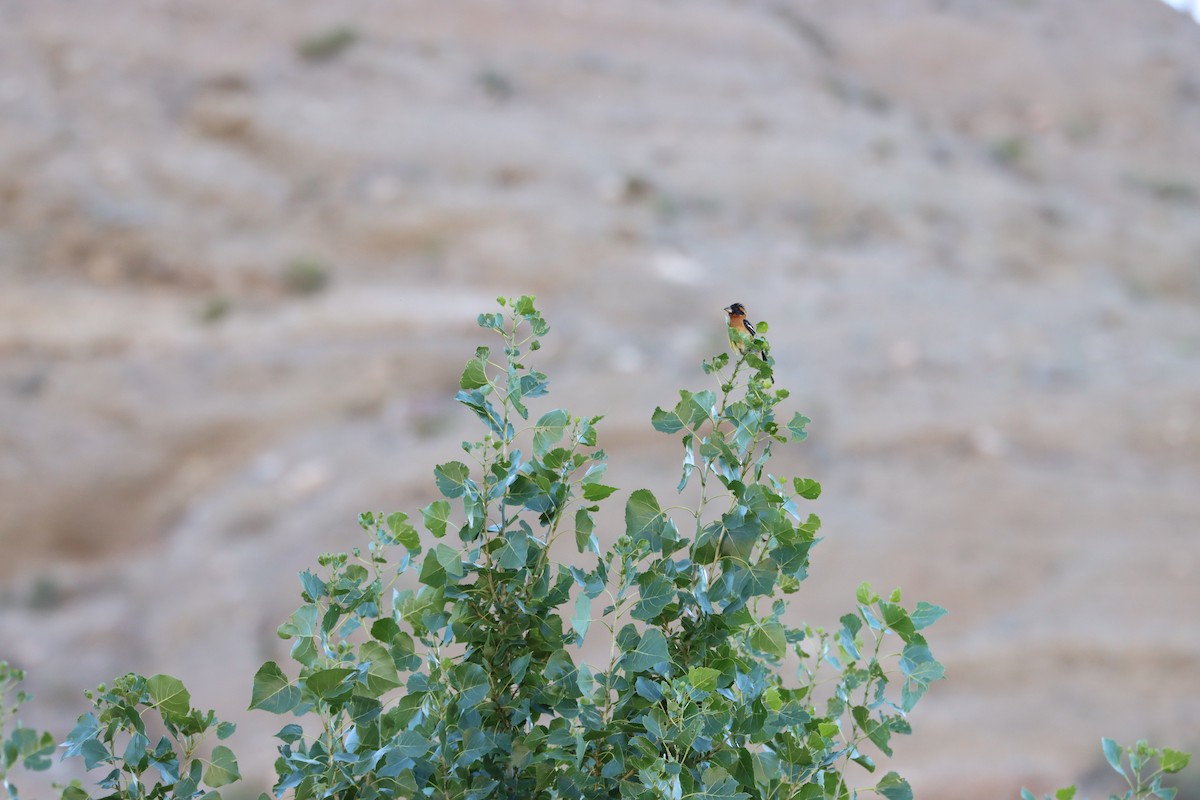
[1,1,1199,796]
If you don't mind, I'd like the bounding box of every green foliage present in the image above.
[2,665,241,800]
[1,662,56,800]
[251,295,945,798]
[1023,739,1192,800]
[57,673,241,800]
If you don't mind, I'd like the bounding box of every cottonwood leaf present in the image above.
[203,745,240,788]
[1162,747,1190,774]
[421,500,451,538]
[793,477,821,499]
[876,771,912,800]
[622,628,669,673]
[1102,738,1125,778]
[694,774,750,800]
[575,508,597,554]
[749,621,787,659]
[433,462,472,498]
[249,662,299,714]
[582,483,618,501]
[533,409,569,456]
[146,674,191,721]
[910,601,947,631]
[385,512,421,551]
[496,528,529,570]
[572,593,591,641]
[305,668,354,700]
[787,412,811,441]
[687,667,721,694]
[878,602,917,642]
[632,573,673,621]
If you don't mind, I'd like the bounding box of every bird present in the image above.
[723,301,764,355]
[723,302,772,382]
[723,302,755,353]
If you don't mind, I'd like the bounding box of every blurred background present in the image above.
[2,0,1199,797]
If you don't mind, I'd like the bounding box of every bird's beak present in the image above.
[722,306,731,314]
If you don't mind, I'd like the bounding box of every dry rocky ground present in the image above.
[1,1,1199,797]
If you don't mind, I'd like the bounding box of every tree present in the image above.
[251,295,945,799]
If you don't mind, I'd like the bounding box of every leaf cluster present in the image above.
[57,673,240,800]
[2,662,241,800]
[2,662,55,800]
[1023,738,1192,800]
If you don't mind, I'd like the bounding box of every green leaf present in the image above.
[477,312,503,330]
[623,628,669,673]
[1102,738,1125,778]
[575,508,597,554]
[856,581,876,605]
[910,601,947,631]
[730,559,778,598]
[145,674,191,720]
[216,721,236,741]
[394,730,433,759]
[1054,787,1078,800]
[298,570,326,601]
[460,355,489,390]
[878,601,917,642]
[456,389,511,437]
[625,489,678,550]
[678,434,696,492]
[793,477,821,499]
[360,641,402,695]
[632,573,674,621]
[651,405,685,434]
[876,771,913,800]
[694,772,750,800]
[248,662,300,714]
[60,713,99,762]
[453,663,489,708]
[10,728,55,771]
[533,409,570,456]
[1161,747,1191,774]
[433,462,472,498]
[582,483,618,502]
[203,744,240,787]
[787,412,811,441]
[421,500,451,538]
[749,621,787,659]
[420,544,464,587]
[899,642,944,684]
[687,667,721,693]
[572,593,591,641]
[385,511,421,551]
[496,528,530,570]
[305,667,354,700]
[515,295,536,316]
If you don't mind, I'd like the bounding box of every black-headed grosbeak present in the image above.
[724,302,761,355]
[724,302,772,382]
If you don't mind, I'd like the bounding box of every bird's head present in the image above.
[724,302,747,317]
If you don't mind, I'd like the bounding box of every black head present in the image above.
[724,302,747,316]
